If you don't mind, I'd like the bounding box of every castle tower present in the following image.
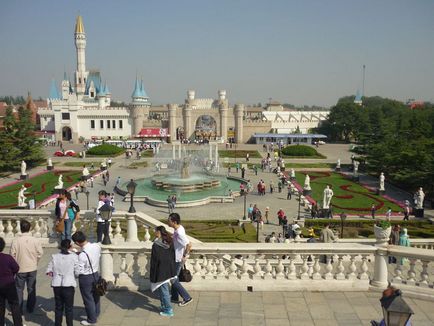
[61,71,70,99]
[234,104,244,144]
[74,15,88,95]
[218,90,228,141]
[131,77,151,136]
[168,104,178,143]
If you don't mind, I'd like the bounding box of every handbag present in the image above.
[178,264,192,283]
[83,251,108,296]
[55,207,67,233]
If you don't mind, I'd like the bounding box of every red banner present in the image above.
[138,128,168,137]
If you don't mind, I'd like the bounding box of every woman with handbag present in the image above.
[46,239,79,326]
[150,226,177,317]
[55,190,67,238]
[64,192,80,241]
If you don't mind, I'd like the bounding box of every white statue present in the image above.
[290,169,295,179]
[101,159,107,168]
[82,166,90,177]
[336,159,341,169]
[416,187,425,209]
[47,158,53,167]
[54,174,64,189]
[353,161,359,176]
[20,160,27,175]
[18,185,27,207]
[323,185,334,209]
[379,172,385,192]
[304,174,311,191]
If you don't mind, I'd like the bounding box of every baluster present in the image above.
[335,255,345,280]
[126,215,139,243]
[358,255,369,280]
[287,257,297,280]
[240,257,249,280]
[116,253,134,287]
[228,256,238,278]
[0,221,4,237]
[216,258,227,279]
[33,220,41,238]
[193,258,202,276]
[324,257,334,280]
[113,220,123,242]
[275,258,285,279]
[100,248,115,285]
[109,221,114,240]
[300,256,309,280]
[253,259,262,280]
[407,259,417,285]
[346,256,357,280]
[202,256,208,277]
[14,220,21,237]
[312,257,322,280]
[71,219,77,234]
[6,220,14,238]
[204,258,215,280]
[419,261,430,287]
[143,226,151,243]
[263,259,273,279]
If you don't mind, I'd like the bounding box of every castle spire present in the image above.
[75,15,85,34]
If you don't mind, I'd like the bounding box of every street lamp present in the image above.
[32,191,37,210]
[241,189,247,220]
[297,191,302,220]
[127,179,137,213]
[99,202,113,245]
[340,212,347,239]
[85,190,90,210]
[380,290,414,326]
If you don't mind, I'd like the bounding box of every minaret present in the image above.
[74,15,87,95]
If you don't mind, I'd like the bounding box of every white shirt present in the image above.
[46,252,79,287]
[96,199,112,222]
[77,242,101,275]
[173,225,190,263]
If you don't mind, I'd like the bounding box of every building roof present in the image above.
[49,79,60,99]
[132,78,142,98]
[253,133,327,139]
[85,71,102,95]
[75,15,85,34]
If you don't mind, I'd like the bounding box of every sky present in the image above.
[0,0,433,107]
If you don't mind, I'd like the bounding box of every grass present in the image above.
[281,154,326,159]
[304,219,434,239]
[127,161,149,169]
[285,163,334,169]
[219,150,262,159]
[61,161,109,168]
[295,171,402,214]
[0,170,82,208]
[222,163,261,169]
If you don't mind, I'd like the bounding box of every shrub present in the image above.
[87,144,124,156]
[281,145,321,157]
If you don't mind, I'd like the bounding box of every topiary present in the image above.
[87,144,124,156]
[281,145,321,157]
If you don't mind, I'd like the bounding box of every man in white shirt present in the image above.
[167,213,193,307]
[72,231,101,326]
[96,190,111,243]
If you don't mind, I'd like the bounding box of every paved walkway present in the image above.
[8,249,434,326]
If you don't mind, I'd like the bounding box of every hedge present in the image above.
[86,144,125,156]
[281,145,321,157]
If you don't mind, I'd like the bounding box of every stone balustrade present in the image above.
[0,210,51,243]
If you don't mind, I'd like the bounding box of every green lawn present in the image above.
[285,163,334,169]
[61,161,108,168]
[0,170,82,208]
[127,161,149,169]
[219,150,262,159]
[294,171,402,214]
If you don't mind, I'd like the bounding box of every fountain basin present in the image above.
[152,174,220,192]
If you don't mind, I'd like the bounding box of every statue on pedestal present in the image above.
[304,174,311,191]
[181,157,190,179]
[290,169,295,180]
[82,166,90,178]
[21,160,27,175]
[54,174,64,189]
[47,158,53,167]
[416,187,425,209]
[379,172,385,192]
[18,185,27,207]
[336,159,341,170]
[323,185,334,209]
[353,161,359,177]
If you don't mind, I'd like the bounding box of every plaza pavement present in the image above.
[5,248,432,326]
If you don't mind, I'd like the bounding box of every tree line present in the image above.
[316,96,434,199]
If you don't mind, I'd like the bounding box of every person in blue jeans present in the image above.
[168,213,193,307]
[64,192,80,241]
[150,226,177,317]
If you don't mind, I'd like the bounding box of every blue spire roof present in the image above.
[63,71,67,81]
[49,79,60,99]
[140,80,148,98]
[354,89,362,102]
[132,77,142,98]
[104,81,110,94]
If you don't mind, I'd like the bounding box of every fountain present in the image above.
[116,142,244,207]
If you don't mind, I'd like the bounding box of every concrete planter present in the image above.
[374,225,391,245]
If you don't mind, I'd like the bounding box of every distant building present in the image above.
[354,90,363,106]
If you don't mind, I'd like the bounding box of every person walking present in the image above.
[241,167,246,179]
[102,174,107,186]
[403,203,410,221]
[150,226,177,317]
[10,219,43,315]
[167,196,173,214]
[167,213,193,307]
[46,239,79,326]
[371,204,376,219]
[96,191,111,243]
[388,225,401,264]
[319,224,336,263]
[64,192,80,241]
[55,190,69,240]
[287,185,292,200]
[71,231,101,326]
[0,237,24,326]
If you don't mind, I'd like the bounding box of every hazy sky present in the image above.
[1,0,433,107]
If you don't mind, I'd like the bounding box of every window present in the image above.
[90,91,94,98]
[119,120,123,129]
[100,120,104,129]
[112,120,116,129]
[90,120,95,129]
[61,113,70,120]
[79,77,81,83]
[107,120,111,129]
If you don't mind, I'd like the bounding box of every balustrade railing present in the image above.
[0,210,50,243]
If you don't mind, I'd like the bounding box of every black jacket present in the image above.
[150,239,177,283]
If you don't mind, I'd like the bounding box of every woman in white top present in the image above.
[46,239,79,326]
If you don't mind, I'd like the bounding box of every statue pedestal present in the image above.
[47,166,53,171]
[81,175,89,181]
[415,208,424,218]
[100,166,107,171]
[352,176,359,182]
[378,190,385,195]
[303,189,311,196]
[20,174,28,180]
[319,209,330,218]
[53,188,63,194]
[335,167,341,172]
[15,206,27,210]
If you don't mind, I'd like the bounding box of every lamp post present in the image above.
[297,191,301,220]
[380,291,414,326]
[241,189,247,220]
[85,190,90,210]
[340,212,347,239]
[32,191,36,210]
[256,215,260,243]
[99,202,113,245]
[127,179,137,213]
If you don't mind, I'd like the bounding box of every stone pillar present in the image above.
[172,144,176,159]
[371,247,389,288]
[132,106,144,136]
[100,248,115,284]
[219,104,228,142]
[168,104,177,143]
[183,105,192,140]
[234,104,244,144]
[209,144,213,161]
[178,144,181,159]
[126,215,139,243]
[215,144,219,163]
